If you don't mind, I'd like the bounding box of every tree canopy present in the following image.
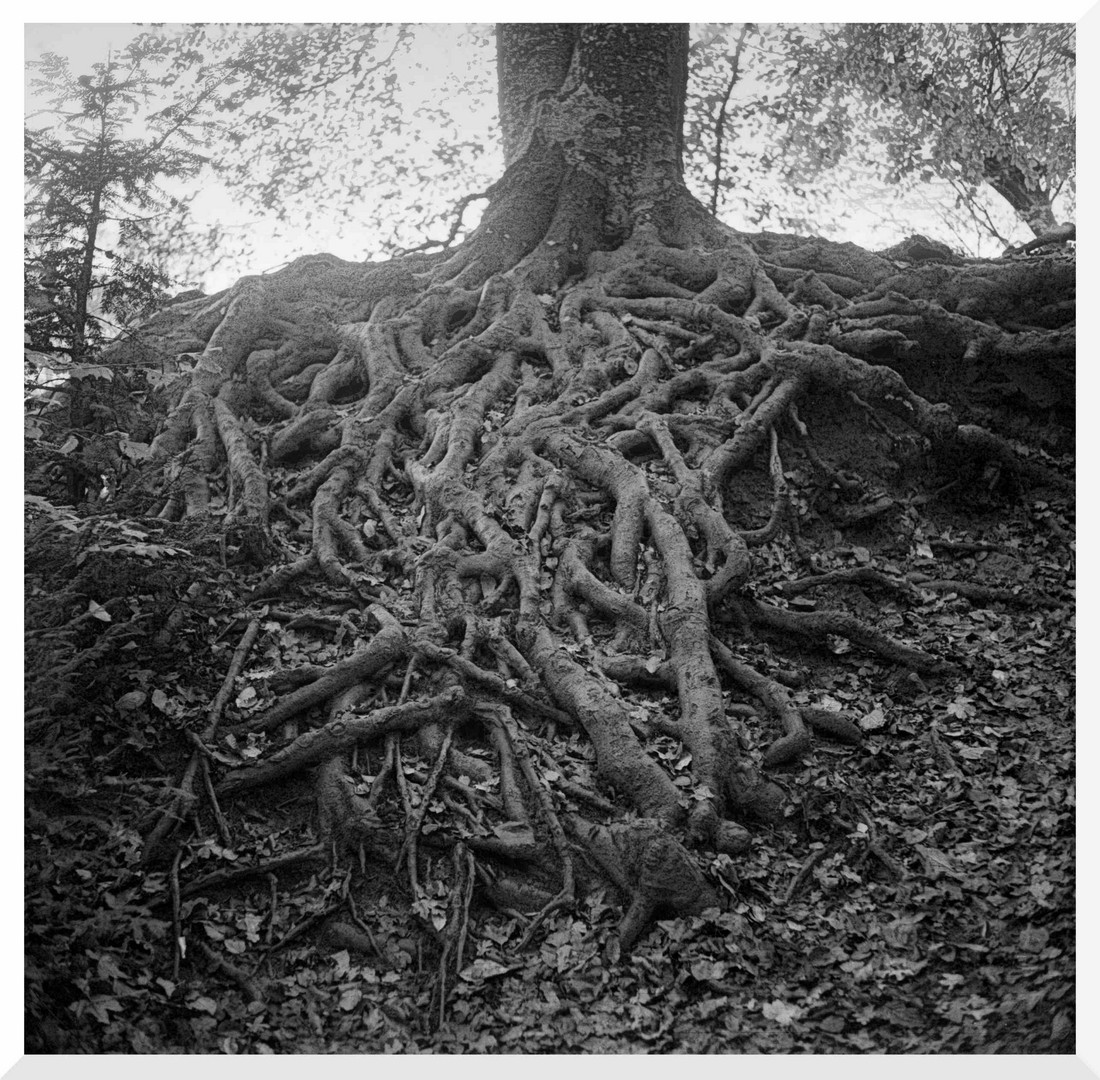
[739,23,1075,240]
[25,21,1076,298]
[24,48,210,356]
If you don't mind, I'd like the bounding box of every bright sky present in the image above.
[24,19,1064,293]
[25,22,504,292]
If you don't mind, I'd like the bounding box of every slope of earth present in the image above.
[25,392,1074,1054]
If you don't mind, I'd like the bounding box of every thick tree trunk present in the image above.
[983,155,1058,237]
[118,23,1073,972]
[498,24,687,183]
[440,24,710,293]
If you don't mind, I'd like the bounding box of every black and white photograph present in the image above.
[23,14,1078,1057]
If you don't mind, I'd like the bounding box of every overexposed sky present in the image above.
[25,23,503,291]
[26,22,135,60]
[23,21,1072,288]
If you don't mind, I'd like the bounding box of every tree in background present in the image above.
[726,23,1075,246]
[120,23,497,279]
[31,23,1073,290]
[24,47,212,360]
[24,45,224,507]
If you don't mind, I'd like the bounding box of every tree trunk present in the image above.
[73,100,111,363]
[123,23,1074,967]
[983,155,1059,237]
[72,190,99,362]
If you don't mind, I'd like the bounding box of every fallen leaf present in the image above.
[339,988,362,1011]
[914,844,957,879]
[859,707,888,732]
[762,999,802,1026]
[459,958,517,982]
[1018,926,1050,953]
[690,959,729,982]
[492,821,535,846]
[88,600,111,623]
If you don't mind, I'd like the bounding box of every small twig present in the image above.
[397,655,418,704]
[456,844,475,973]
[771,566,911,599]
[261,900,343,958]
[184,729,215,759]
[145,619,261,859]
[927,538,1005,555]
[194,940,263,1003]
[907,576,1054,607]
[204,619,261,738]
[367,735,396,814]
[199,755,232,847]
[344,884,383,957]
[784,840,841,906]
[391,736,417,894]
[533,745,618,817]
[265,873,277,945]
[170,847,183,981]
[179,843,326,900]
[400,722,455,896]
[436,957,448,1031]
[432,842,476,1031]
[442,791,484,833]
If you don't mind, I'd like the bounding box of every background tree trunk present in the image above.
[983,155,1059,236]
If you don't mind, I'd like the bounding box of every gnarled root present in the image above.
[126,199,1069,952]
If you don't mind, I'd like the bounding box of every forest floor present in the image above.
[25,395,1074,1054]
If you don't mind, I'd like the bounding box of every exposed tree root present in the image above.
[119,166,1072,957]
[769,565,1055,608]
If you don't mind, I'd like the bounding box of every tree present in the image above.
[77,24,1072,285]
[734,23,1075,244]
[24,49,212,360]
[106,23,1071,980]
[118,23,497,275]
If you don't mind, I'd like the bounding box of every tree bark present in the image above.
[983,155,1058,237]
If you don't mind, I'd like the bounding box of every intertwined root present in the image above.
[137,223,1051,956]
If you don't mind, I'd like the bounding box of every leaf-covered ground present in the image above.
[25,406,1074,1054]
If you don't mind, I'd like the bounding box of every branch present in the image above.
[709,25,751,217]
[395,189,493,256]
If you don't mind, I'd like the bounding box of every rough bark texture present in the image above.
[115,24,1074,968]
[983,154,1059,237]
